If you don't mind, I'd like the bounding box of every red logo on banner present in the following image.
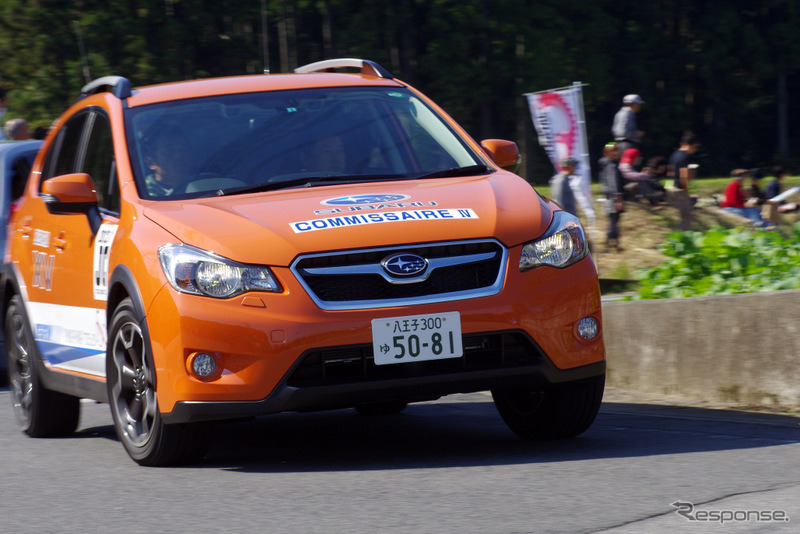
[534,92,577,172]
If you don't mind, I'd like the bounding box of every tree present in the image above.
[2,0,800,178]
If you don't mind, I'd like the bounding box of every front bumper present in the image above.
[147,252,605,418]
[162,339,606,423]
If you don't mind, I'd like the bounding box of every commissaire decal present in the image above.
[291,208,478,233]
[93,224,119,300]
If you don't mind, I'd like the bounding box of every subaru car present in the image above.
[3,59,605,465]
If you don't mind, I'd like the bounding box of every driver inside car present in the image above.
[144,125,193,196]
[300,134,347,174]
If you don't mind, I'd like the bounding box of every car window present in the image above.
[82,113,120,213]
[47,112,90,180]
[125,87,483,200]
[10,153,34,201]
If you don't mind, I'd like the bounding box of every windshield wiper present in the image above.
[410,164,491,180]
[224,173,409,194]
[215,165,491,196]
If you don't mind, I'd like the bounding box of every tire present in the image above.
[107,297,213,466]
[354,400,408,416]
[492,374,605,440]
[5,295,80,437]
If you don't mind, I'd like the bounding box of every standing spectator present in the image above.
[565,157,597,238]
[598,142,625,252]
[667,132,700,230]
[3,118,29,140]
[612,94,645,153]
[549,157,578,216]
[0,87,7,140]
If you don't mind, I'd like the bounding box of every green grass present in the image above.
[634,224,800,299]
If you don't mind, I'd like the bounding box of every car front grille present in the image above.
[291,240,506,310]
[286,332,541,388]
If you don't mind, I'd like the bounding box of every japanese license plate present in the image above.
[371,311,463,365]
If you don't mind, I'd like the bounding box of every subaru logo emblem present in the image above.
[382,254,428,277]
[322,194,410,206]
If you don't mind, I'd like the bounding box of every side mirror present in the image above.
[480,139,521,173]
[41,173,102,233]
[42,173,98,212]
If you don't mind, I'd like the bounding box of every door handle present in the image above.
[18,216,33,238]
[54,232,68,252]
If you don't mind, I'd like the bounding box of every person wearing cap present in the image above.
[549,157,578,217]
[612,94,645,154]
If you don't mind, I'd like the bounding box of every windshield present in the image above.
[125,87,486,199]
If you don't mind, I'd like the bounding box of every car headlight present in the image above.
[158,244,282,298]
[519,211,588,271]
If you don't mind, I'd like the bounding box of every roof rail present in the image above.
[80,76,133,99]
[294,58,394,79]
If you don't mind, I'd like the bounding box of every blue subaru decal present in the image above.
[382,254,428,277]
[322,194,410,206]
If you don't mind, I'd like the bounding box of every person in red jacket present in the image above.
[720,169,767,226]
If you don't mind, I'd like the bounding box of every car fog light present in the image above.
[577,317,598,340]
[191,353,217,377]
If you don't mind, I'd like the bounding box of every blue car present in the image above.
[0,140,42,378]
[0,140,42,252]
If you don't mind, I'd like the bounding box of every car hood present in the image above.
[143,172,554,266]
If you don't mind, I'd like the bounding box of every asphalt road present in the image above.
[1,387,799,534]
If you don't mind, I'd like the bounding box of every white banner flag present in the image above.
[525,84,595,230]
[525,85,589,173]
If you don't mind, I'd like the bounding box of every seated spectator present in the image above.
[618,148,664,207]
[766,165,798,212]
[765,166,783,199]
[720,169,768,226]
[748,168,767,206]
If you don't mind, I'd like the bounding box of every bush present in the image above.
[634,224,800,299]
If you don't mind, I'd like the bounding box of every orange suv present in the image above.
[3,59,605,465]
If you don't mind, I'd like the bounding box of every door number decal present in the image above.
[93,224,119,301]
[32,251,55,291]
